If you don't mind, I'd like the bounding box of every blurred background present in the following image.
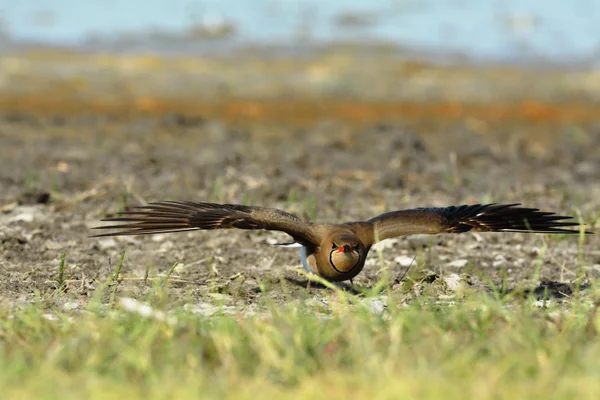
[1,0,600,111]
[2,0,600,109]
[2,0,600,63]
[0,0,599,290]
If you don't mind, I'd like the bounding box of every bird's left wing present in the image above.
[359,203,591,246]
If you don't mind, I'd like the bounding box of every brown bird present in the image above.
[92,201,591,282]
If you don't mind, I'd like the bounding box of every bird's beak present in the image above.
[337,244,353,253]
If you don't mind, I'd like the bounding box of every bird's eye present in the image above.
[332,243,338,250]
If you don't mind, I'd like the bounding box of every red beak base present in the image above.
[337,245,354,254]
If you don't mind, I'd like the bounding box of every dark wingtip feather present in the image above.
[89,227,198,238]
[90,201,199,237]
[448,203,592,235]
[90,200,259,238]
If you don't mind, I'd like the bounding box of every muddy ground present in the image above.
[0,48,599,309]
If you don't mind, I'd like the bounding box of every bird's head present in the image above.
[325,234,363,273]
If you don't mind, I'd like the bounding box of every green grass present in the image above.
[2,278,600,399]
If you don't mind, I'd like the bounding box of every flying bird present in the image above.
[92,201,591,282]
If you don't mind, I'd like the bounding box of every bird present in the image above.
[92,201,591,282]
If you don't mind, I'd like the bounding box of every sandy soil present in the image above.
[0,48,599,307]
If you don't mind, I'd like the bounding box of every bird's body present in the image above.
[92,201,591,282]
[297,225,370,281]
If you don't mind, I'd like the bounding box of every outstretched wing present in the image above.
[364,203,591,244]
[91,201,321,245]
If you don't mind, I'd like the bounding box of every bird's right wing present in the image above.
[91,201,322,245]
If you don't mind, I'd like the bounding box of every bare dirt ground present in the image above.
[0,48,599,308]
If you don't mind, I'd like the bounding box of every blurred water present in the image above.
[1,0,599,62]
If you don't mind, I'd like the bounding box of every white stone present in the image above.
[447,259,469,268]
[62,301,80,311]
[394,255,416,267]
[97,238,117,249]
[443,274,462,291]
[372,238,399,251]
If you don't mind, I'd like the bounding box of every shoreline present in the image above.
[1,45,599,123]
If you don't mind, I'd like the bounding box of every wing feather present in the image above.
[364,203,591,244]
[91,201,321,245]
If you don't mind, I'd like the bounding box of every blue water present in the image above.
[1,0,599,62]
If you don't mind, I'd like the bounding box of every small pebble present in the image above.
[395,255,416,267]
[447,259,468,268]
